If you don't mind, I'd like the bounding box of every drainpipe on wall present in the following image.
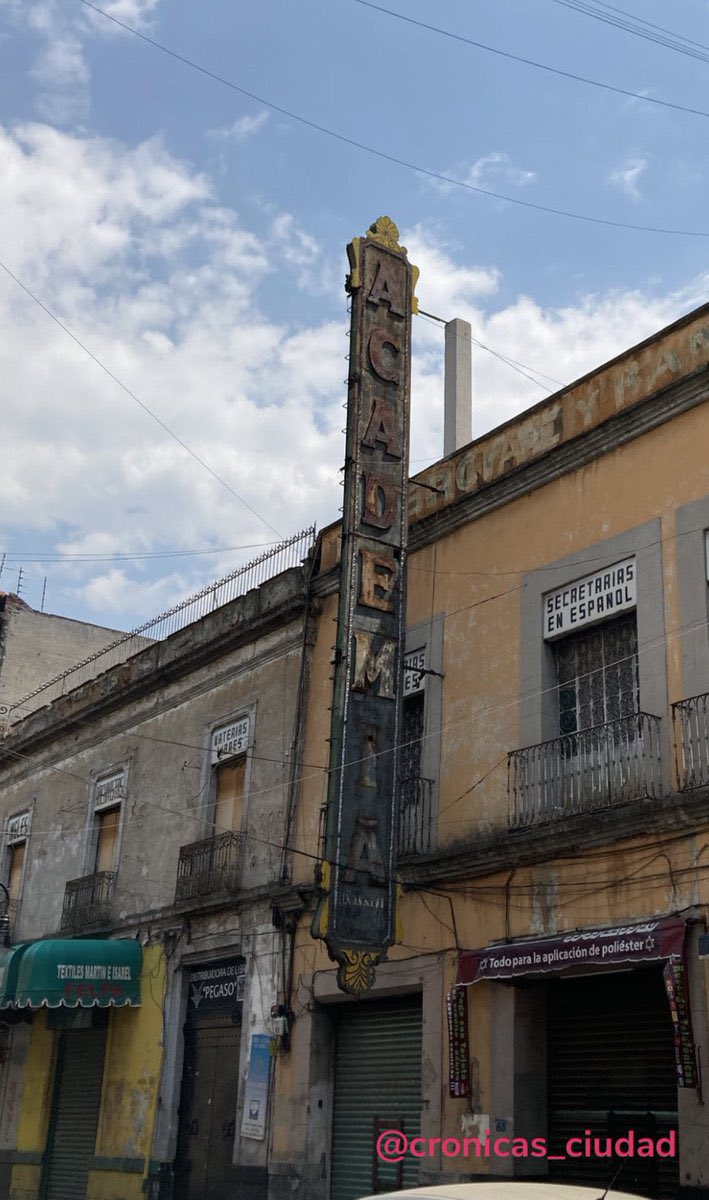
[444,317,472,456]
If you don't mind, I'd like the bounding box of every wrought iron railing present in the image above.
[508,712,663,828]
[398,776,435,856]
[61,871,116,930]
[8,526,316,723]
[672,692,709,791]
[175,831,243,902]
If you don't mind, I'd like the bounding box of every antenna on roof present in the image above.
[16,567,25,597]
[41,576,47,613]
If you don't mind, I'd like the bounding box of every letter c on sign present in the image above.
[566,1137,583,1158]
[409,1137,426,1158]
[368,327,401,383]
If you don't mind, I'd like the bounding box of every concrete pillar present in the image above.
[444,318,472,455]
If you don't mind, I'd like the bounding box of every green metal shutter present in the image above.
[548,968,678,1199]
[43,1027,107,1200]
[331,996,422,1200]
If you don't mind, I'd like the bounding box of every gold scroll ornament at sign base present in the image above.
[313,863,407,996]
[337,948,381,995]
[347,217,420,314]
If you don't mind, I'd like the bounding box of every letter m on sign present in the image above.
[352,632,396,700]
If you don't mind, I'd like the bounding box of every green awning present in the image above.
[0,944,30,1008]
[13,939,142,1009]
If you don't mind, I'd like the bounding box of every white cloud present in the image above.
[608,155,647,200]
[8,0,160,125]
[270,212,321,273]
[0,124,704,628]
[209,113,270,142]
[0,120,347,622]
[426,151,537,198]
[399,226,709,470]
[466,152,537,189]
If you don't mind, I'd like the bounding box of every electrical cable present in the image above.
[550,0,709,64]
[0,257,284,539]
[417,307,565,388]
[5,599,709,852]
[356,0,709,122]
[0,542,281,564]
[4,539,709,800]
[588,0,709,54]
[76,0,709,239]
[419,311,555,392]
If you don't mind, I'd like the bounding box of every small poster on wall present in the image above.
[447,986,471,1098]
[241,1033,273,1140]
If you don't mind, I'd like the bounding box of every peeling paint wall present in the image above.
[87,945,166,1198]
[9,1012,55,1200]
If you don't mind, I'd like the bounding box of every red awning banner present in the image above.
[457,917,687,985]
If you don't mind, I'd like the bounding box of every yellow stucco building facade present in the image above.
[270,301,709,1200]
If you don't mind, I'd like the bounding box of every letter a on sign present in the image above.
[311,218,417,996]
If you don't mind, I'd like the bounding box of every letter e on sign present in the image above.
[359,549,397,611]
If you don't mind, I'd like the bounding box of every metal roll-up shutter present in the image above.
[43,1026,107,1200]
[548,967,678,1199]
[331,995,422,1200]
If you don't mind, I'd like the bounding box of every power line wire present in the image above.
[589,0,709,54]
[550,0,709,64]
[418,310,558,392]
[0,257,284,540]
[5,521,709,752]
[0,542,280,565]
[356,0,709,122]
[5,579,709,825]
[77,0,709,239]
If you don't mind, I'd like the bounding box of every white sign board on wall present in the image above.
[403,648,426,695]
[543,557,636,640]
[211,715,250,764]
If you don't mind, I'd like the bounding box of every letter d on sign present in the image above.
[656,1131,677,1158]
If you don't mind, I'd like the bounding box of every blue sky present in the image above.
[2,0,709,632]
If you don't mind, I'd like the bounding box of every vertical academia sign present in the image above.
[313,217,418,995]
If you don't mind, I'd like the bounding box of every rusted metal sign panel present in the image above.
[313,217,417,995]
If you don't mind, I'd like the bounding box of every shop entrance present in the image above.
[330,995,423,1200]
[174,959,244,1200]
[547,967,679,1198]
[42,1020,108,1200]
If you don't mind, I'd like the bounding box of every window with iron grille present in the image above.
[556,613,639,735]
[401,691,424,782]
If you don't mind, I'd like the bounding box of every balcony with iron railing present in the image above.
[672,691,709,791]
[398,776,435,857]
[508,712,663,829]
[61,871,116,931]
[175,831,243,902]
